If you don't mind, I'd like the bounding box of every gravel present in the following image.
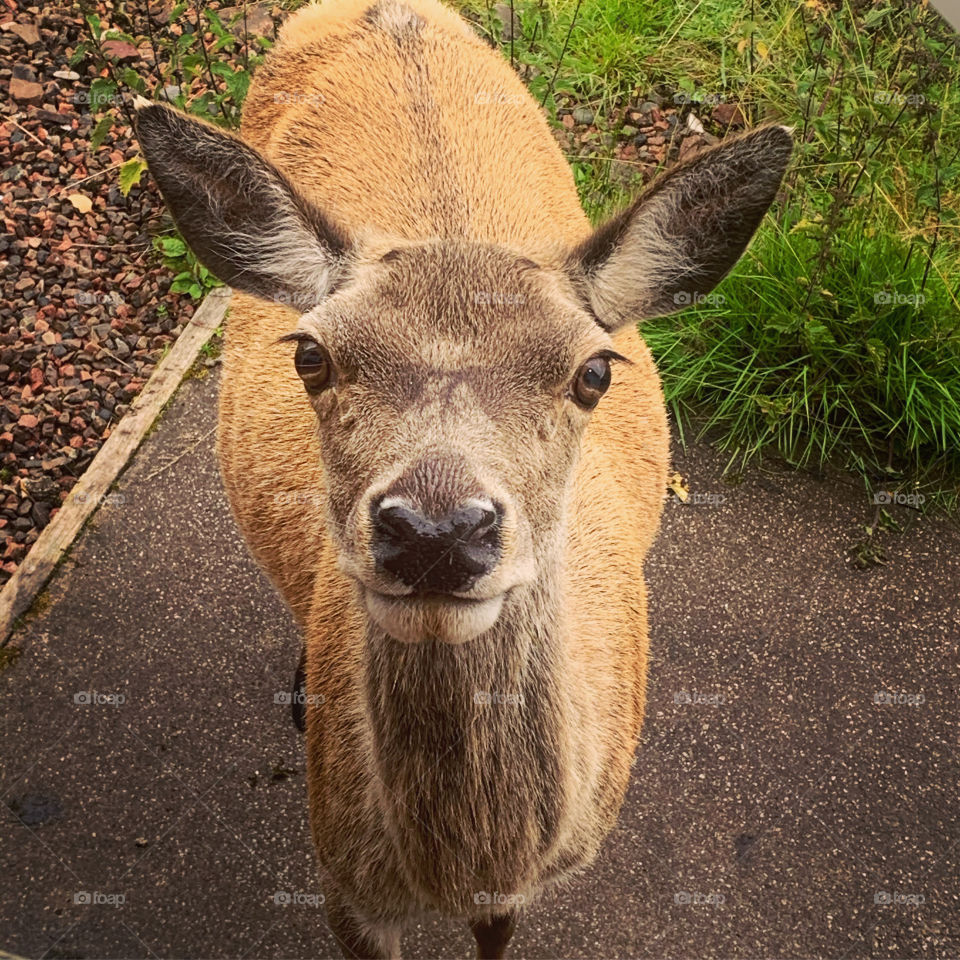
[0,1,202,585]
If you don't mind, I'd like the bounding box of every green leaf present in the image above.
[863,5,893,27]
[205,8,227,37]
[225,69,250,104]
[157,236,187,258]
[118,157,148,197]
[803,318,837,352]
[89,77,117,111]
[121,67,148,95]
[85,12,102,40]
[89,114,114,151]
[69,41,90,67]
[188,91,215,116]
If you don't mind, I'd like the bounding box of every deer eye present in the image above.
[294,340,335,394]
[572,355,611,409]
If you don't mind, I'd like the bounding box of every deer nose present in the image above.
[371,497,502,594]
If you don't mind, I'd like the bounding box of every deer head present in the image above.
[136,104,791,644]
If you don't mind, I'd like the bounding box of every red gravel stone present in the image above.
[9,76,43,104]
[0,1,239,585]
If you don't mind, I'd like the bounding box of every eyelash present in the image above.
[277,332,318,346]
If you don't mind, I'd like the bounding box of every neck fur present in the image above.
[361,568,572,911]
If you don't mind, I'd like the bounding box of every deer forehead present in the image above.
[301,244,611,380]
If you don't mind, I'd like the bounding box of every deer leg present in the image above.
[470,909,519,960]
[324,890,401,960]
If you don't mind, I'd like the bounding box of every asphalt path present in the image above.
[2,370,958,959]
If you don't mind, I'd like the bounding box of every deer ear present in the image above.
[135,103,349,309]
[567,125,793,330]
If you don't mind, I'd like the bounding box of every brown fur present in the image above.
[134,1,791,953]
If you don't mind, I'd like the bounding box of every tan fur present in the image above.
[219,0,668,949]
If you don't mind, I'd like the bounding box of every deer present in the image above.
[134,0,791,955]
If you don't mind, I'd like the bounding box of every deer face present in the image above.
[135,104,791,643]
[285,241,618,642]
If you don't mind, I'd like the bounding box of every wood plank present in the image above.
[0,287,232,643]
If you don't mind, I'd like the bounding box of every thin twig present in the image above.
[143,9,171,102]
[141,426,216,483]
[539,0,582,109]
[243,4,249,73]
[799,32,827,146]
[919,126,941,294]
[7,115,44,146]
[56,161,125,194]
[195,0,232,126]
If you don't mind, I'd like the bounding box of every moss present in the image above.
[0,643,22,673]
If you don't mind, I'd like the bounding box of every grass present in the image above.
[453,0,960,510]
[644,207,960,482]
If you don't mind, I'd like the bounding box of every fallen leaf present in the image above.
[119,157,148,197]
[668,473,689,502]
[68,193,92,214]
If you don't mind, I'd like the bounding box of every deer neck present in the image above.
[360,564,573,907]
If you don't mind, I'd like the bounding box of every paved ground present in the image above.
[2,369,958,960]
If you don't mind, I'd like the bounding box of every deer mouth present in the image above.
[362,587,506,644]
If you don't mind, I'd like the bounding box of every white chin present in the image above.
[363,590,505,644]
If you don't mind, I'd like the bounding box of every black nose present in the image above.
[371,498,502,594]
